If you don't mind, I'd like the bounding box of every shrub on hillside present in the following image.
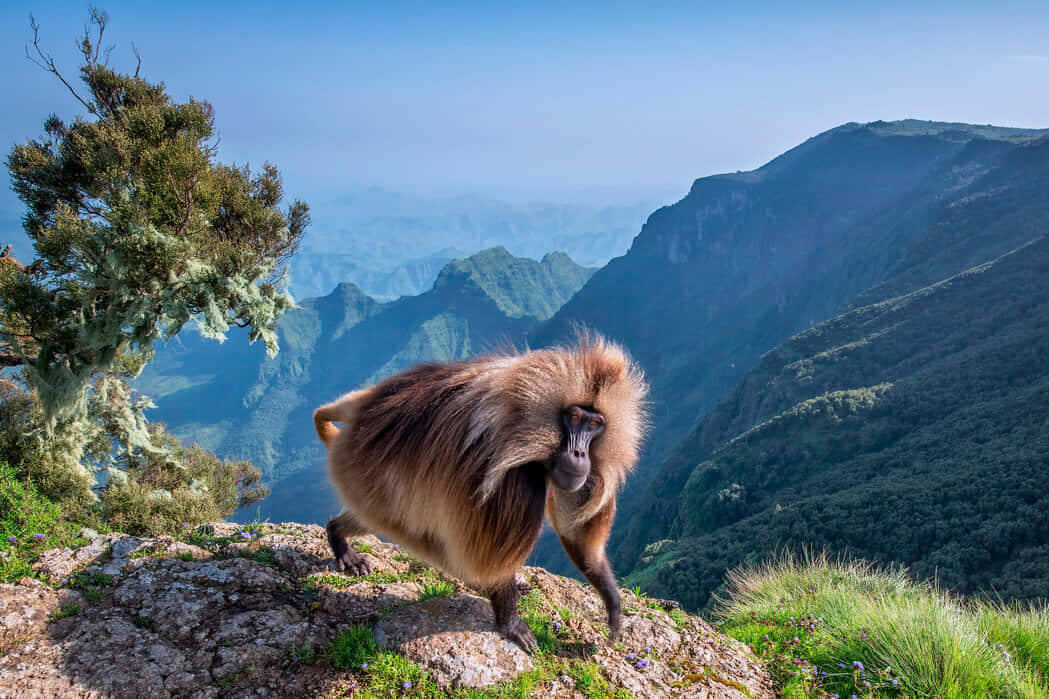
[99,427,267,536]
[0,379,267,537]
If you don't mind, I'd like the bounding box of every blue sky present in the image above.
[2,0,1048,215]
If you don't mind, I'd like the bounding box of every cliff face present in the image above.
[528,121,1049,575]
[0,522,771,698]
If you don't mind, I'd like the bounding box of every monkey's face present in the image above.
[550,405,605,492]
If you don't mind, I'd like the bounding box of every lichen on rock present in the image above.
[0,522,773,698]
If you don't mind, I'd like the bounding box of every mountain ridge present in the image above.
[623,233,1049,610]
[523,119,1049,576]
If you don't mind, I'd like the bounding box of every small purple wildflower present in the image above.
[403,680,412,689]
[181,522,189,527]
[644,646,650,653]
[852,661,864,670]
[60,578,68,584]
[626,652,635,660]
[892,679,899,686]
[361,663,368,670]
[240,531,251,540]
[33,533,45,539]
[6,536,15,542]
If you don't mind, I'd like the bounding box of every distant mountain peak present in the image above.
[433,247,594,321]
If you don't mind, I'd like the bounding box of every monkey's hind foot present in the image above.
[498,617,537,654]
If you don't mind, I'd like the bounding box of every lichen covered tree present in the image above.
[0,9,307,515]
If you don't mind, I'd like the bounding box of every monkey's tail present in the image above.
[314,404,341,448]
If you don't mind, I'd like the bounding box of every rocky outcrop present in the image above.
[0,522,772,698]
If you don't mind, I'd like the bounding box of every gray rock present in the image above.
[374,594,533,688]
[0,522,775,698]
[109,535,147,559]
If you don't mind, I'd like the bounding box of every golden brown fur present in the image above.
[314,334,647,588]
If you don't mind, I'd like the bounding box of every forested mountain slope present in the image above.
[526,120,1049,574]
[138,248,593,521]
[624,234,1049,611]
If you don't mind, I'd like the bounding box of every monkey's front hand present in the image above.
[499,617,538,654]
[328,536,372,576]
[333,548,372,576]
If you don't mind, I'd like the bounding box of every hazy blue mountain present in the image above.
[138,247,594,523]
[294,189,666,298]
[287,247,465,301]
[623,234,1049,610]
[523,121,1049,576]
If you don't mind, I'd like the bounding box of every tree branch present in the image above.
[25,14,94,113]
[132,42,141,77]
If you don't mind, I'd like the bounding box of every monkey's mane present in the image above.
[470,332,649,524]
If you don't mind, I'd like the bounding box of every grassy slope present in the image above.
[719,555,1049,698]
[624,234,1049,611]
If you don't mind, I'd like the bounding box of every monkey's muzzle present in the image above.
[550,405,605,492]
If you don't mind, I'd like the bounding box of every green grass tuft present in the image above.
[249,545,277,566]
[718,553,1049,698]
[326,624,379,671]
[354,540,373,554]
[418,580,456,601]
[70,570,114,604]
[50,602,81,621]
